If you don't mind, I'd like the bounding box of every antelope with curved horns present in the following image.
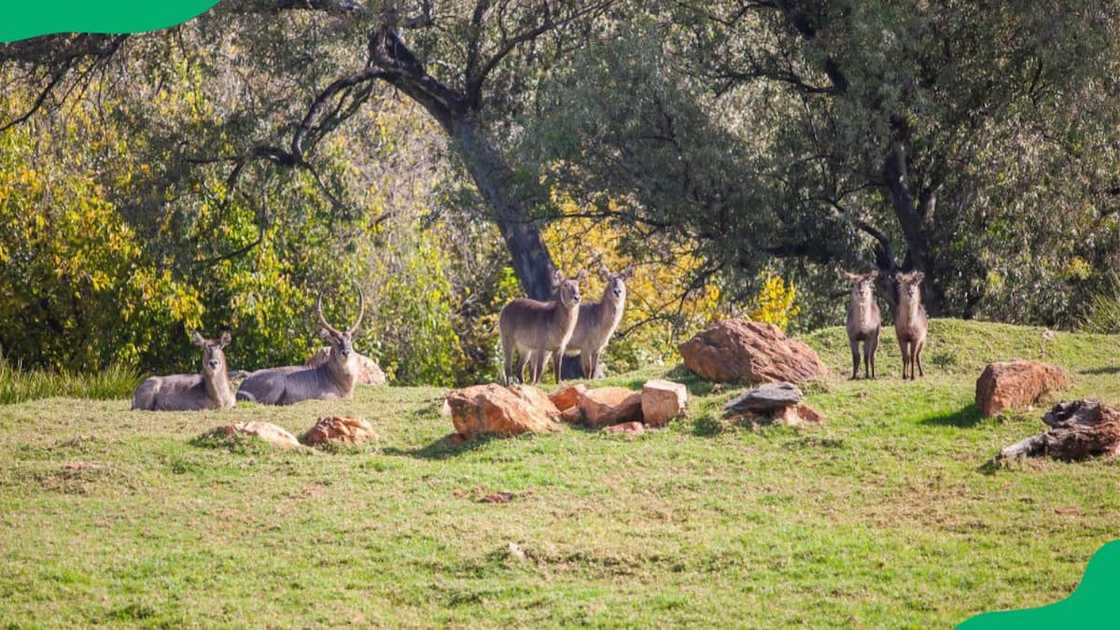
[131,332,235,411]
[237,284,367,405]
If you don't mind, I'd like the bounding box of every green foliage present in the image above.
[0,355,138,405]
[1082,273,1120,334]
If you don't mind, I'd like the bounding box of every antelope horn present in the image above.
[316,292,341,335]
[348,281,365,335]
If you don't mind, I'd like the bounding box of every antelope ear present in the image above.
[894,271,906,283]
[552,269,564,286]
[219,331,232,347]
[620,265,636,280]
[598,265,611,282]
[576,269,588,283]
[867,270,880,280]
[190,332,206,347]
[839,270,858,282]
[318,327,333,340]
[912,272,925,284]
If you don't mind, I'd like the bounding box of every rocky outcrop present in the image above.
[306,347,388,385]
[976,361,1067,416]
[301,416,378,447]
[723,382,824,427]
[641,380,688,427]
[997,399,1120,462]
[445,384,560,441]
[679,319,826,384]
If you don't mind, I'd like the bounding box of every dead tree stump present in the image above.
[998,399,1120,462]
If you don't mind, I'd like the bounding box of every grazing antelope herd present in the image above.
[131,264,930,411]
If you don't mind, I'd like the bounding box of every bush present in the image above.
[0,355,139,405]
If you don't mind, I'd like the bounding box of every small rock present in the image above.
[603,421,645,435]
[549,384,587,412]
[302,416,378,447]
[479,492,515,504]
[976,361,1067,417]
[723,382,803,415]
[642,379,688,427]
[772,403,826,426]
[578,387,643,428]
[507,542,527,562]
[204,421,302,449]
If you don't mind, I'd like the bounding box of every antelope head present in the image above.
[840,270,878,302]
[191,331,231,378]
[317,283,366,367]
[554,269,587,308]
[598,262,634,304]
[895,271,925,304]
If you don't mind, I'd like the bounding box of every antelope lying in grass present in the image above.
[499,270,586,384]
[131,332,234,411]
[841,270,881,380]
[563,263,633,378]
[237,286,366,405]
[895,271,928,380]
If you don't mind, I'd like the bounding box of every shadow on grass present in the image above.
[920,403,984,428]
[665,364,721,397]
[1081,366,1120,375]
[382,434,497,460]
[691,413,726,437]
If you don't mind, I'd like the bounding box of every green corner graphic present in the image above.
[0,1,219,43]
[958,540,1120,629]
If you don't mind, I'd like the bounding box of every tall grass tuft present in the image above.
[0,355,139,405]
[1083,272,1120,334]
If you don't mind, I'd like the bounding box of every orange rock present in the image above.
[678,319,826,384]
[549,384,587,412]
[302,416,378,446]
[206,421,301,449]
[578,387,643,428]
[641,379,688,427]
[603,421,645,435]
[976,361,1067,416]
[446,384,561,441]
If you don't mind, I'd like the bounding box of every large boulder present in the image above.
[306,347,388,385]
[446,384,560,441]
[301,416,378,447]
[577,387,643,428]
[976,361,1067,417]
[997,399,1120,462]
[641,380,688,427]
[679,319,826,384]
[202,421,302,450]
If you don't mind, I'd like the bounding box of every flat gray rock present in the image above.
[723,382,803,414]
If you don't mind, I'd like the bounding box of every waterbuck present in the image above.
[841,270,881,380]
[236,286,366,405]
[131,332,234,411]
[894,271,928,380]
[499,269,586,384]
[563,263,634,378]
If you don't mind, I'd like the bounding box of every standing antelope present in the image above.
[237,286,366,405]
[841,270,881,380]
[499,270,586,385]
[894,271,928,380]
[131,332,235,411]
[563,263,633,378]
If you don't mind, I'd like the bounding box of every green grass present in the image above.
[0,356,139,405]
[2,319,1118,627]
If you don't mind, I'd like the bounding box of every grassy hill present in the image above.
[2,319,1119,627]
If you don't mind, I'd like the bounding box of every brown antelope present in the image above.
[499,269,586,385]
[894,271,928,380]
[131,332,235,411]
[563,263,633,378]
[841,270,881,380]
[237,286,366,405]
